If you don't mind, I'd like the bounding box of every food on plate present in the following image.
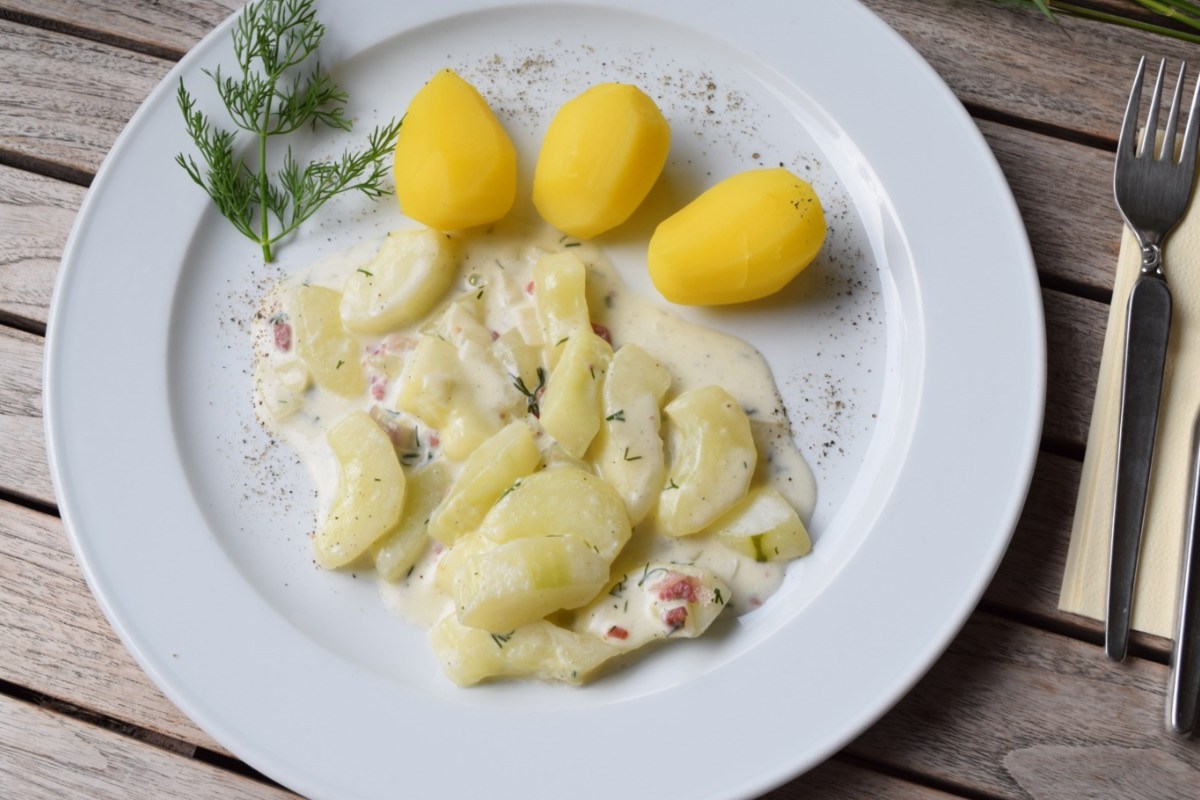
[574,562,730,651]
[647,167,827,304]
[255,228,817,684]
[392,69,517,231]
[533,83,670,238]
[655,385,757,536]
[312,411,406,569]
[426,421,541,545]
[340,228,458,334]
[253,75,822,687]
[707,486,813,562]
[430,615,618,686]
[292,285,367,396]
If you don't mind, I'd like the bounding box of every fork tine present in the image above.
[1120,56,1147,161]
[1143,58,1167,157]
[1162,62,1186,161]
[1181,66,1200,176]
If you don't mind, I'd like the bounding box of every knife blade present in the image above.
[1106,271,1173,661]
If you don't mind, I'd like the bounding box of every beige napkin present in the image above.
[1060,202,1200,638]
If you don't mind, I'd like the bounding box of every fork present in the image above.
[1107,56,1200,668]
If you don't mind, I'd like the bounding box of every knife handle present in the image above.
[1169,418,1200,734]
[1106,273,1172,661]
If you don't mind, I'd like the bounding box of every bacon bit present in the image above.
[428,433,440,448]
[662,606,688,629]
[655,574,700,604]
[369,375,387,401]
[273,321,292,351]
[525,280,535,295]
[490,329,500,341]
[591,322,612,345]
[606,625,629,640]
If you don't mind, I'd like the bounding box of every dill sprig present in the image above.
[990,0,1200,43]
[175,0,402,262]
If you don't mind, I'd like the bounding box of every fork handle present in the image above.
[1169,416,1200,733]
[1107,272,1172,661]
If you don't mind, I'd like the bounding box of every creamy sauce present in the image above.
[252,221,816,634]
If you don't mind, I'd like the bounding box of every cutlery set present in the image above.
[1108,55,1200,734]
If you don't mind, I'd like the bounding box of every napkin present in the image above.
[1060,199,1200,638]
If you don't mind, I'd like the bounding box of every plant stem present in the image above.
[1040,0,1200,43]
[259,82,274,262]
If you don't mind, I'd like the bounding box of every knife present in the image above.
[1168,414,1200,733]
[1106,272,1172,662]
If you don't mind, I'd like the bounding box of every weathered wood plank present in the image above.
[1042,288,1105,451]
[0,19,168,177]
[767,757,961,800]
[0,498,228,754]
[0,0,239,59]
[0,692,290,799]
[980,119,1120,296]
[864,0,1195,143]
[848,612,1200,799]
[0,164,82,331]
[0,326,53,507]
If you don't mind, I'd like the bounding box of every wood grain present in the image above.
[0,326,53,507]
[848,612,1198,799]
[0,692,289,799]
[0,0,240,59]
[980,119,1121,297]
[864,0,1197,143]
[0,498,228,755]
[0,164,83,331]
[1043,288,1106,450]
[0,18,168,178]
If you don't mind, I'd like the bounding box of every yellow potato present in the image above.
[393,69,517,231]
[647,168,826,305]
[533,83,670,239]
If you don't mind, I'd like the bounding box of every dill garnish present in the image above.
[175,0,402,262]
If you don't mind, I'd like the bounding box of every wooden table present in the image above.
[3,1,1199,797]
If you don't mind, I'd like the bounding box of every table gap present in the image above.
[834,751,1008,800]
[0,6,185,62]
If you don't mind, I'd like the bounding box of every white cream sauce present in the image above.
[252,221,816,630]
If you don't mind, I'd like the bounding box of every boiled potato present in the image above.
[657,386,756,536]
[533,83,670,238]
[430,615,618,686]
[373,460,450,581]
[426,421,541,545]
[648,168,826,305]
[538,328,612,458]
[575,562,731,650]
[292,285,366,396]
[708,485,811,562]
[477,465,632,562]
[393,69,517,230]
[340,228,457,334]
[313,412,406,569]
[533,251,590,365]
[589,344,670,524]
[454,534,610,631]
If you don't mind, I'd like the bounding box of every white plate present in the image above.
[45,1,1044,798]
